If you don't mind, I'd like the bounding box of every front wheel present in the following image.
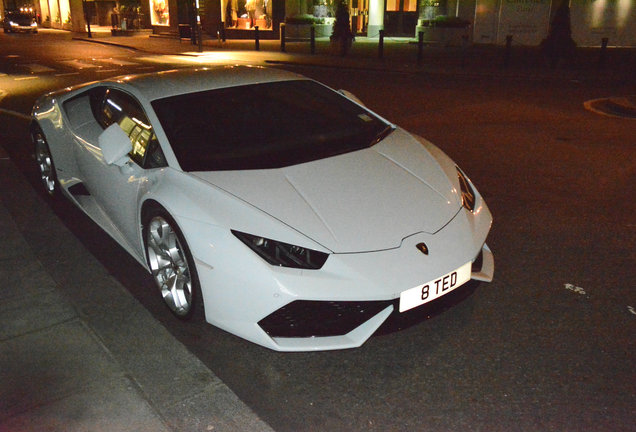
[144,209,201,320]
[33,127,58,196]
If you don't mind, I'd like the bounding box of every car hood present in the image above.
[191,128,461,253]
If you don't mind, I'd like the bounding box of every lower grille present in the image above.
[258,300,393,338]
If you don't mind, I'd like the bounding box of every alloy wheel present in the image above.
[146,216,193,317]
[34,133,56,195]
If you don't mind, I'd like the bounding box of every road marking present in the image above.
[628,306,636,316]
[564,283,586,296]
[96,69,119,73]
[20,63,56,73]
[0,108,30,121]
[96,57,140,66]
[14,76,39,81]
[55,72,80,77]
[59,59,100,70]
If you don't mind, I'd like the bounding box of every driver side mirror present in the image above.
[99,123,132,166]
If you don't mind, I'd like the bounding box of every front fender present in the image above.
[140,168,330,262]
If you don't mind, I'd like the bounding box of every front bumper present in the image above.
[7,25,37,32]
[190,192,494,352]
[259,243,493,339]
[259,242,493,351]
[196,227,494,351]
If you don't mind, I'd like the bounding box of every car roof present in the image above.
[109,66,308,102]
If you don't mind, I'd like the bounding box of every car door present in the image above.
[74,87,167,256]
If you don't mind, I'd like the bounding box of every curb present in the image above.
[584,96,636,119]
[72,36,142,52]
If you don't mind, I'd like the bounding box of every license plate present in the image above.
[399,262,472,312]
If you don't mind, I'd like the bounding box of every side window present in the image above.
[94,88,166,169]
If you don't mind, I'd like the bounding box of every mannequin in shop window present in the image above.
[111,4,120,29]
[225,0,235,28]
[245,0,256,27]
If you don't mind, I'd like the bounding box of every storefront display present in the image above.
[224,0,272,30]
[150,0,170,26]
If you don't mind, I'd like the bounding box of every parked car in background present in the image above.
[3,10,38,33]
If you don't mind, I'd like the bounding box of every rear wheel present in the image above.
[144,209,201,320]
[33,127,57,196]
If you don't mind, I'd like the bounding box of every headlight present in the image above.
[232,230,328,269]
[10,21,18,27]
[456,167,476,212]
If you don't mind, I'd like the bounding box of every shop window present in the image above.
[224,0,272,30]
[150,0,170,26]
[386,0,416,12]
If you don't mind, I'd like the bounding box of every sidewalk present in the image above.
[73,25,636,82]
[0,143,274,431]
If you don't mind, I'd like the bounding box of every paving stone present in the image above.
[0,320,121,421]
[0,289,76,341]
[0,375,171,432]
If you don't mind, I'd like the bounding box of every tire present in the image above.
[143,208,202,320]
[33,127,58,196]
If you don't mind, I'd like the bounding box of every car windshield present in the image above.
[8,12,32,20]
[151,79,392,171]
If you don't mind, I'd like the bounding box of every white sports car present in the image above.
[31,66,494,351]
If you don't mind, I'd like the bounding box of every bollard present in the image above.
[280,23,286,52]
[310,25,316,54]
[598,37,609,69]
[504,35,513,68]
[197,23,203,53]
[254,26,260,51]
[378,29,384,59]
[417,31,424,66]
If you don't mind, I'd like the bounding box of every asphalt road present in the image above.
[1,31,635,431]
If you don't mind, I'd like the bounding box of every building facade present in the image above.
[472,0,635,47]
[23,0,636,46]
